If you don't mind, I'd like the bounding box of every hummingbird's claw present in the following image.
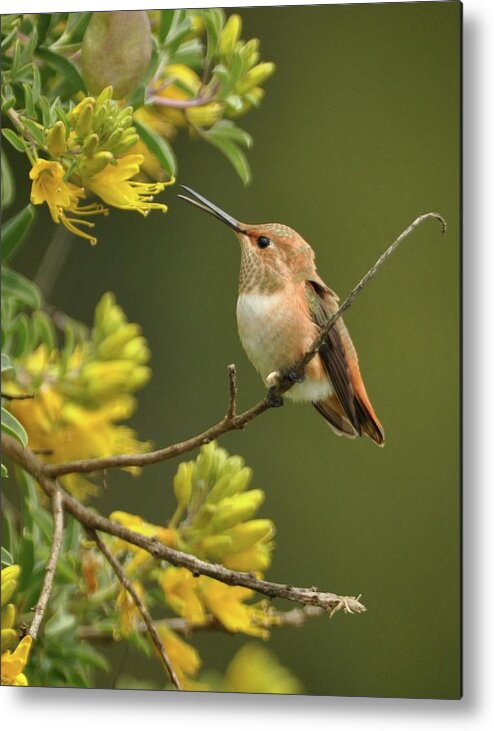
[267,388,284,408]
[285,367,305,384]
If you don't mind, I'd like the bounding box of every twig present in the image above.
[226,363,238,420]
[43,211,446,480]
[1,392,34,400]
[89,529,182,691]
[28,487,64,640]
[77,605,325,642]
[1,434,366,617]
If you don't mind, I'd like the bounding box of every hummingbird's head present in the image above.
[178,186,316,292]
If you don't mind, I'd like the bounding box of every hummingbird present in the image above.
[178,186,384,446]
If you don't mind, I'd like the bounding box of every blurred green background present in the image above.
[8,1,460,699]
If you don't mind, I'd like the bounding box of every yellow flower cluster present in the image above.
[29,87,173,244]
[172,441,275,571]
[7,293,151,499]
[134,15,274,179]
[1,565,33,686]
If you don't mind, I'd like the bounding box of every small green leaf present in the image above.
[207,120,252,148]
[1,268,42,309]
[1,546,13,564]
[32,310,56,351]
[22,118,45,147]
[22,82,36,118]
[1,128,28,153]
[133,117,177,177]
[159,10,176,44]
[11,313,33,359]
[204,135,251,185]
[1,354,12,372]
[1,150,15,209]
[1,204,37,264]
[36,47,85,93]
[1,407,28,447]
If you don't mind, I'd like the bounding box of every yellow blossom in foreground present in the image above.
[200,577,268,638]
[85,155,173,215]
[224,643,303,695]
[1,635,33,686]
[29,159,106,245]
[158,627,202,690]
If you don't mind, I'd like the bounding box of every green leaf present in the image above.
[1,128,28,153]
[36,14,52,47]
[36,47,85,93]
[1,463,8,478]
[133,117,177,177]
[32,63,41,103]
[1,205,37,264]
[22,118,45,147]
[204,135,251,185]
[44,610,77,637]
[127,84,147,110]
[1,150,15,209]
[1,268,42,309]
[1,353,12,372]
[22,82,36,118]
[1,546,13,564]
[32,310,56,351]
[207,120,252,148]
[11,313,33,359]
[159,10,176,44]
[1,407,28,447]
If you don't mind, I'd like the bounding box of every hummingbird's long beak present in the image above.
[177,185,245,233]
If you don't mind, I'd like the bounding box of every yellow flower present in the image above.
[1,635,33,686]
[160,567,207,625]
[158,627,201,689]
[29,159,106,245]
[200,577,268,638]
[224,643,303,695]
[85,154,173,215]
[115,581,144,636]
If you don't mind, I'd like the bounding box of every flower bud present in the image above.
[186,102,224,129]
[237,62,276,94]
[112,133,139,156]
[1,603,16,630]
[220,467,253,497]
[211,489,265,531]
[1,628,19,651]
[76,103,94,138]
[173,462,194,509]
[0,580,17,607]
[218,14,242,56]
[82,133,99,155]
[82,12,152,99]
[80,151,113,176]
[200,534,232,560]
[226,519,274,552]
[47,121,67,157]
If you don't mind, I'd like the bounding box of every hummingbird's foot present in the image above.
[265,370,282,389]
[285,367,305,384]
[267,387,284,408]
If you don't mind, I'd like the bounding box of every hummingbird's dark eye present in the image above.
[257,236,271,249]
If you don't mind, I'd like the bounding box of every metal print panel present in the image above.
[1,1,461,698]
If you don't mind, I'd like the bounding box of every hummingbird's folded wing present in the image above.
[305,279,360,433]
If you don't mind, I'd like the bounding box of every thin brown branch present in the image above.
[77,605,325,642]
[2,434,365,617]
[28,487,64,641]
[43,211,446,480]
[226,363,238,420]
[89,529,182,691]
[1,392,34,400]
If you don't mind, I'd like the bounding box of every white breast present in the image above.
[236,290,333,403]
[236,292,285,379]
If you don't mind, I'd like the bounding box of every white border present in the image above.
[2,0,493,729]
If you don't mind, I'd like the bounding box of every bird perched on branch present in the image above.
[179,186,384,446]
